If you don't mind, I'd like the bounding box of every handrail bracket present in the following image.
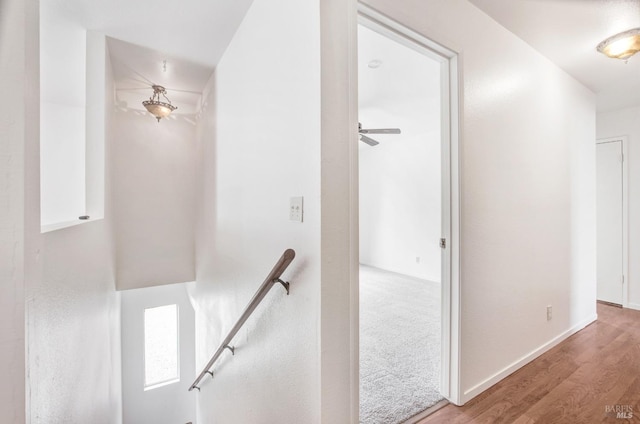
[224,345,235,355]
[274,278,290,295]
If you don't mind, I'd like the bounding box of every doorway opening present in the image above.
[596,137,628,307]
[357,6,459,423]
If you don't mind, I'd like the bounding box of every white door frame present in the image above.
[356,3,462,405]
[596,136,629,308]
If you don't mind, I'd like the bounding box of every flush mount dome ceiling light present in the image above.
[597,28,640,61]
[142,85,177,122]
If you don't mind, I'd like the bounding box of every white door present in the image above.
[596,140,623,305]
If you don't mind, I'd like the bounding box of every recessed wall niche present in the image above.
[40,2,106,232]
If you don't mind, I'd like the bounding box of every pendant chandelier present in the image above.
[142,85,177,122]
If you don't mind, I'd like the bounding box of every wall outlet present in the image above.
[289,196,303,222]
[416,257,421,264]
[547,305,552,321]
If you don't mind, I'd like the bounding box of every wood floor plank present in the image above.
[417,304,640,423]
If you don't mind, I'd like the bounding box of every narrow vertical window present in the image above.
[144,304,179,389]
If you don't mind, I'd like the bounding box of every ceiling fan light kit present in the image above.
[142,85,177,122]
[597,28,640,61]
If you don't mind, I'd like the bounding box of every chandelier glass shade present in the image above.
[142,85,177,122]
[597,28,640,60]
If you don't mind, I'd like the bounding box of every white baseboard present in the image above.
[461,314,598,403]
[626,302,640,311]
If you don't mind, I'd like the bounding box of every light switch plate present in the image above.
[290,196,303,222]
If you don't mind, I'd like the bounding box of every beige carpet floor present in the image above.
[360,265,443,424]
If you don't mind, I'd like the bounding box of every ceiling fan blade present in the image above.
[360,134,379,146]
[116,87,152,91]
[166,88,203,94]
[116,87,201,95]
[359,128,401,134]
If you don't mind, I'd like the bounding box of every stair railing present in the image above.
[189,248,296,392]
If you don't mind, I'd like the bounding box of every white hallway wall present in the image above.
[0,0,35,420]
[359,108,441,282]
[597,106,640,310]
[39,0,86,227]
[27,36,123,424]
[30,215,123,424]
[0,0,120,422]
[190,0,323,421]
[362,0,596,404]
[112,110,197,291]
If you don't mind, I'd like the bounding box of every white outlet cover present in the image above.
[290,196,303,222]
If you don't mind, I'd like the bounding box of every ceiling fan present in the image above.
[358,122,401,146]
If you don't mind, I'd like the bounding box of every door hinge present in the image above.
[622,275,625,284]
[621,153,624,163]
[440,238,446,249]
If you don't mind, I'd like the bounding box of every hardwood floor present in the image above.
[418,303,640,423]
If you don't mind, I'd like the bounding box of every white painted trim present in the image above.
[357,2,463,406]
[348,1,360,422]
[596,136,629,308]
[357,4,455,62]
[40,30,106,232]
[41,217,100,233]
[627,303,640,311]
[85,31,106,221]
[448,52,463,407]
[319,0,360,422]
[461,314,597,402]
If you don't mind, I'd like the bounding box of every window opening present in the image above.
[144,304,179,389]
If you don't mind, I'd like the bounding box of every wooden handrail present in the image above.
[189,248,296,392]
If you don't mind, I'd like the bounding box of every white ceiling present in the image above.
[45,0,639,114]
[358,25,441,111]
[47,0,253,68]
[44,0,254,113]
[358,25,441,149]
[107,37,214,114]
[468,0,640,112]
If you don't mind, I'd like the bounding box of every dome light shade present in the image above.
[142,85,177,122]
[597,28,640,60]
